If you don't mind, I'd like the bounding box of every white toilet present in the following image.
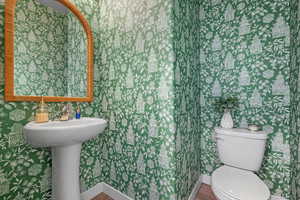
[211,127,270,200]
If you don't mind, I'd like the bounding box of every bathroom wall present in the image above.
[14,0,88,97]
[290,0,300,199]
[0,0,198,199]
[66,11,87,97]
[0,3,53,199]
[0,1,102,199]
[92,0,178,198]
[14,0,68,96]
[94,0,202,198]
[173,0,201,199]
[199,0,291,198]
[1,0,296,199]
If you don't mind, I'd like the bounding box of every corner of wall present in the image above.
[80,182,133,200]
[188,176,202,200]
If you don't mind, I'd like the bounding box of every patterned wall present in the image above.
[14,0,68,96]
[0,1,98,198]
[66,10,87,97]
[0,0,298,200]
[199,0,291,199]
[290,0,300,199]
[0,0,195,199]
[93,0,179,198]
[173,0,201,199]
[14,0,87,97]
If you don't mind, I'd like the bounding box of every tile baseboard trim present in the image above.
[188,176,202,200]
[200,174,287,200]
[81,182,133,200]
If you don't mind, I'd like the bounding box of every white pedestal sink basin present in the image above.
[24,117,107,200]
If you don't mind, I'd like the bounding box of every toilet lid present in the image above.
[212,166,270,200]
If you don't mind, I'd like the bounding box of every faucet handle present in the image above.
[58,103,73,121]
[66,103,73,120]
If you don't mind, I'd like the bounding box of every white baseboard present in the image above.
[102,183,133,200]
[82,178,287,200]
[201,174,211,185]
[84,179,203,200]
[199,174,286,200]
[270,195,287,200]
[81,182,132,200]
[188,177,202,200]
[81,183,104,200]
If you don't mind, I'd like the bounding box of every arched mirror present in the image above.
[5,0,94,102]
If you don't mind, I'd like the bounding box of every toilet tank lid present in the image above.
[215,127,269,139]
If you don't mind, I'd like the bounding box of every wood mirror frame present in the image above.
[4,0,94,102]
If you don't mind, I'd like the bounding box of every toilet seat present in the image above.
[211,166,270,200]
[212,186,239,200]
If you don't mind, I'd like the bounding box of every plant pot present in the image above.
[221,109,233,128]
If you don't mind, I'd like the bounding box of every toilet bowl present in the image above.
[212,127,270,200]
[212,166,270,200]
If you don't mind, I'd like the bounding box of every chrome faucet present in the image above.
[60,103,73,121]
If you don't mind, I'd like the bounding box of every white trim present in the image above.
[201,174,211,185]
[102,183,133,200]
[188,176,202,200]
[200,174,287,200]
[81,179,287,200]
[80,182,132,200]
[270,195,287,200]
[81,183,104,200]
[0,0,4,5]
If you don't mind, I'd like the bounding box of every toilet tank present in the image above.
[215,127,268,172]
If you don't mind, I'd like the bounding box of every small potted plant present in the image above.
[214,97,239,128]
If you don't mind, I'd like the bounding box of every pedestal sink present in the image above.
[24,117,107,200]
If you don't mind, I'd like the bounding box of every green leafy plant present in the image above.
[213,97,239,112]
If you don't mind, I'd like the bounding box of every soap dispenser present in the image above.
[75,104,81,119]
[35,97,49,123]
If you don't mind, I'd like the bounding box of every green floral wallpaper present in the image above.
[173,0,201,199]
[14,0,68,96]
[0,0,191,199]
[93,0,178,198]
[1,0,300,200]
[0,1,101,199]
[66,10,87,97]
[290,0,300,199]
[199,0,291,199]
[14,0,87,97]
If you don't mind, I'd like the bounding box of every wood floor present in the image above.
[91,184,217,200]
[91,192,114,200]
[195,184,217,200]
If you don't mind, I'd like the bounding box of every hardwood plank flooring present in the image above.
[195,184,217,200]
[91,192,114,200]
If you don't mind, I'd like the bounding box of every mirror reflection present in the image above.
[14,0,87,97]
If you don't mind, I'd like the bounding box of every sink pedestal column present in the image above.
[52,143,82,200]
